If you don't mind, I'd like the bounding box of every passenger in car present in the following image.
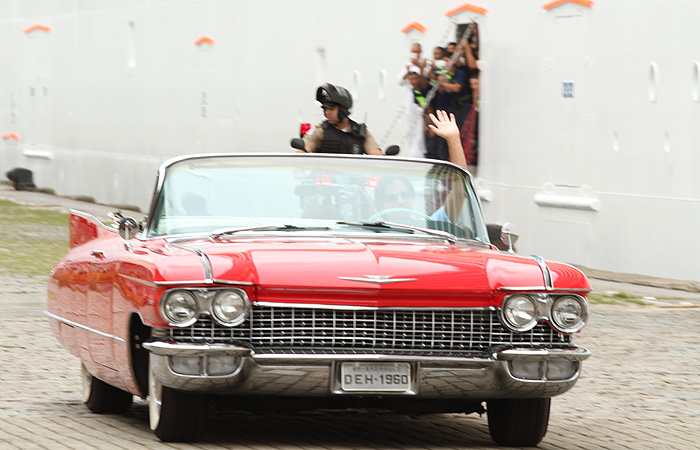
[424,110,468,224]
[427,109,467,169]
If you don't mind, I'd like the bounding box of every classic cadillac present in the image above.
[46,153,591,446]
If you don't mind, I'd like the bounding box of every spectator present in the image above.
[460,76,480,172]
[425,50,468,161]
[408,42,426,74]
[406,70,429,109]
[398,43,429,158]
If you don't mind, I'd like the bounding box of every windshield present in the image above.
[146,154,489,243]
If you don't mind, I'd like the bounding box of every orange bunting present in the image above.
[543,0,594,10]
[445,4,488,17]
[23,24,52,34]
[401,22,428,34]
[2,132,21,141]
[194,36,216,46]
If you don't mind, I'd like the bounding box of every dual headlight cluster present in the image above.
[159,288,249,327]
[501,293,588,333]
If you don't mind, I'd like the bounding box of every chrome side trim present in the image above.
[252,301,495,311]
[69,209,118,233]
[498,286,592,293]
[119,274,157,288]
[118,273,253,287]
[44,311,125,342]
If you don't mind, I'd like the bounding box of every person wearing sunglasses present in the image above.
[373,111,467,224]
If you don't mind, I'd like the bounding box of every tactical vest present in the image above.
[413,88,426,107]
[319,120,366,154]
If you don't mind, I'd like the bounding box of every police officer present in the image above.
[302,83,383,155]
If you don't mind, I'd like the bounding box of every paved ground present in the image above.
[2,184,700,449]
[2,276,699,449]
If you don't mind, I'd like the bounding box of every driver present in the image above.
[302,83,383,155]
[375,177,415,211]
[373,110,468,224]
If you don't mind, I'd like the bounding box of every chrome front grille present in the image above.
[166,306,571,358]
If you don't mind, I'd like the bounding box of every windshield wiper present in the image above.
[336,221,458,244]
[210,224,330,239]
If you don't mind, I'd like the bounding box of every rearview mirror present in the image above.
[500,222,519,253]
[385,145,400,156]
[290,138,307,152]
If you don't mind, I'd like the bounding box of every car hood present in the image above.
[145,237,588,308]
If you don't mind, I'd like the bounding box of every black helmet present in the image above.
[316,83,353,119]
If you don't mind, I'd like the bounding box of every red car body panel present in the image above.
[47,211,591,397]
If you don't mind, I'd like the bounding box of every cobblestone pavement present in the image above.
[2,274,699,450]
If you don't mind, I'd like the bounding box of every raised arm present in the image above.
[428,110,467,168]
[428,110,468,223]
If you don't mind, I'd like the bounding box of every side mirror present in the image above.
[385,145,400,156]
[290,138,307,152]
[119,217,140,240]
[110,211,141,240]
[500,222,519,253]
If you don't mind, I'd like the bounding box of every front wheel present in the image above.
[81,363,132,414]
[148,360,208,442]
[487,398,550,447]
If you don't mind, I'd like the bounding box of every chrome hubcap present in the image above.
[81,364,92,403]
[148,363,162,430]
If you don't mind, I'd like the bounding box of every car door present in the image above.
[86,244,119,369]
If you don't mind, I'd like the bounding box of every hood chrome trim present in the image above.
[525,254,553,289]
[498,286,591,293]
[166,240,213,283]
[118,274,253,287]
[338,276,417,285]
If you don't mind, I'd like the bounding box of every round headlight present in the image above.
[551,295,587,333]
[162,290,198,326]
[211,290,248,326]
[502,295,537,331]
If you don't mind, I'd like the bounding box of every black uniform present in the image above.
[317,120,367,154]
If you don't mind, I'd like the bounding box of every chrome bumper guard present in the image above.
[143,341,591,398]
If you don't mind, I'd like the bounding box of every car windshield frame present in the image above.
[143,153,490,244]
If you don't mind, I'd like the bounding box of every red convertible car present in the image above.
[46,153,590,446]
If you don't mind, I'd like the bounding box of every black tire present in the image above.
[81,364,133,414]
[148,361,208,442]
[487,397,550,447]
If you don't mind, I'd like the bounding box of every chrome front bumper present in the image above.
[143,341,591,399]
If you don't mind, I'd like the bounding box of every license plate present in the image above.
[341,362,411,392]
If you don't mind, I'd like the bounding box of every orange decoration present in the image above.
[445,4,488,17]
[23,24,52,34]
[2,132,21,141]
[194,36,216,46]
[401,22,428,34]
[543,0,594,10]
